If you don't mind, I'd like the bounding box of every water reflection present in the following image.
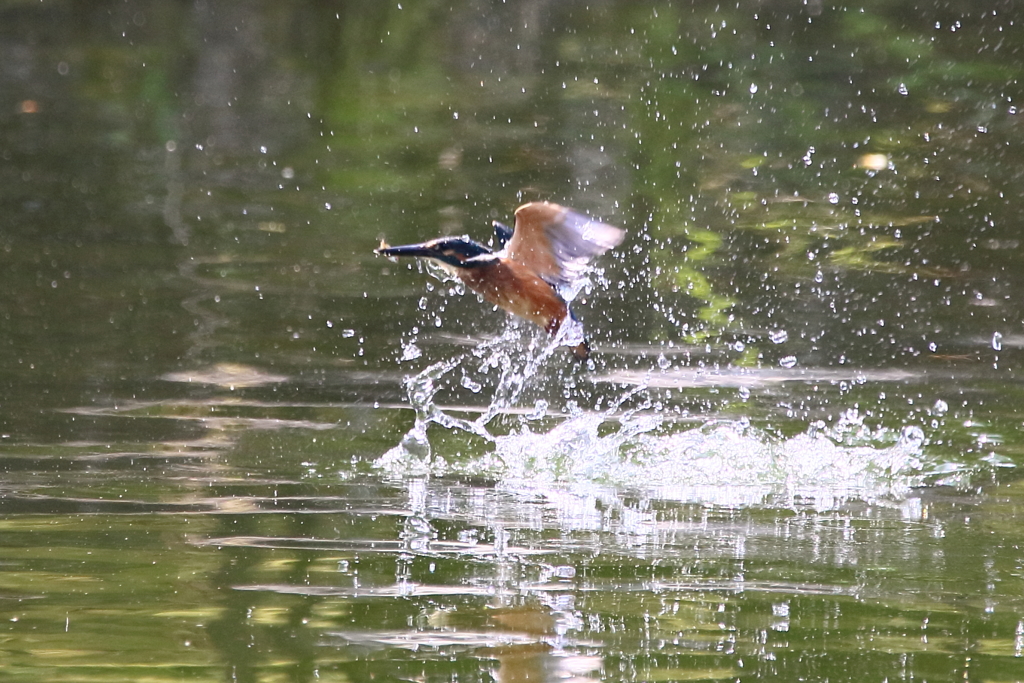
[174,463,1024,682]
[3,0,1024,681]
[2,389,1023,681]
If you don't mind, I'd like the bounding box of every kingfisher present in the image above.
[375,201,625,359]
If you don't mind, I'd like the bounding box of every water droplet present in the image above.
[898,425,925,449]
[738,387,750,400]
[749,83,758,94]
[779,356,798,368]
[932,399,948,416]
[527,400,548,420]
[827,192,840,204]
[992,332,1003,351]
[897,82,909,96]
[657,353,671,370]
[769,329,788,344]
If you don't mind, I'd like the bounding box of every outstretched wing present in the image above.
[504,201,625,287]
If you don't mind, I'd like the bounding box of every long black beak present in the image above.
[374,242,438,258]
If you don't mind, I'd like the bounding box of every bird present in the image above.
[375,201,625,359]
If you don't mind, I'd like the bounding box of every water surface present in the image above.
[2,1,1024,681]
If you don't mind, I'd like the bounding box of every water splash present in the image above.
[489,413,925,507]
[377,331,927,508]
[378,262,927,508]
[377,325,570,475]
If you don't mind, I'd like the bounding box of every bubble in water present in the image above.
[932,399,948,416]
[779,356,798,368]
[992,332,1003,351]
[656,354,671,370]
[828,192,840,204]
[769,329,788,344]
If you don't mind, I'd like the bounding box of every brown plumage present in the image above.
[375,201,625,359]
[457,257,568,333]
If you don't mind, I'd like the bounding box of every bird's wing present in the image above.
[504,202,625,287]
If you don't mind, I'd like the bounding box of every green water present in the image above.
[2,1,1024,681]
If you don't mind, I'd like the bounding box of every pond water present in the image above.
[2,1,1024,681]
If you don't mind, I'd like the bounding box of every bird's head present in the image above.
[375,236,493,268]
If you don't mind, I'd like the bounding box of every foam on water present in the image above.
[491,414,925,507]
[375,330,929,508]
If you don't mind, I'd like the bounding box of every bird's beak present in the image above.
[374,241,437,258]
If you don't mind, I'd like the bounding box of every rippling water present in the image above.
[4,1,1024,681]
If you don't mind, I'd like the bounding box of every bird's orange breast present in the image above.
[457,258,568,334]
